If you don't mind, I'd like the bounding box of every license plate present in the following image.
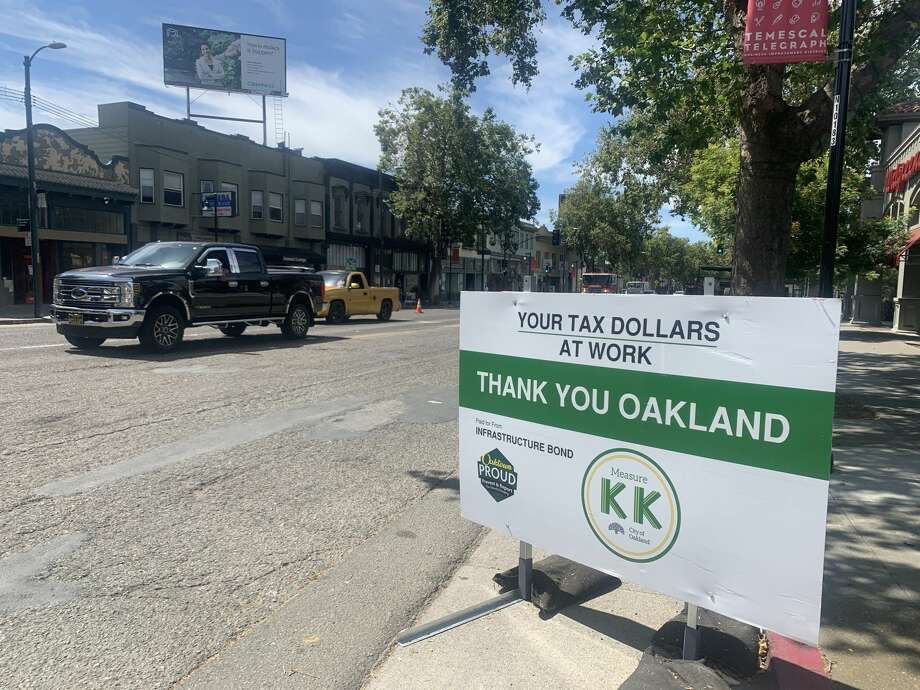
[68,312,83,326]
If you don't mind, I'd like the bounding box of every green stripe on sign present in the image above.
[460,350,833,480]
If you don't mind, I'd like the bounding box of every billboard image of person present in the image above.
[163,24,286,96]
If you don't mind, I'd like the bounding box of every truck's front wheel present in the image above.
[282,303,310,339]
[140,305,185,353]
[327,300,346,324]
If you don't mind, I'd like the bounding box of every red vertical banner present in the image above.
[743,0,829,64]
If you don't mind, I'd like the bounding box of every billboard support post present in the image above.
[395,540,534,647]
[262,96,267,146]
[186,87,191,120]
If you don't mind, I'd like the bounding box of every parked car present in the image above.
[317,271,400,323]
[51,242,325,353]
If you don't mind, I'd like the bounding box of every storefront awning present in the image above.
[898,228,920,262]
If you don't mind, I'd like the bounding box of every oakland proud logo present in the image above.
[581,449,680,562]
[478,448,517,502]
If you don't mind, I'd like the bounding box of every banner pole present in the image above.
[396,540,532,647]
[518,541,533,602]
[682,603,702,660]
[818,0,858,298]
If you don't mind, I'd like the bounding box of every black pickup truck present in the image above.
[51,242,325,353]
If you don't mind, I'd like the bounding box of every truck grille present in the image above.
[55,282,121,308]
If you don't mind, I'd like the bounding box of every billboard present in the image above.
[162,23,286,96]
[459,292,840,645]
[742,0,828,65]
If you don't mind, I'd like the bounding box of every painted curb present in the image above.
[768,632,831,689]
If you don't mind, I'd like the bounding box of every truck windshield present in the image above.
[583,275,613,285]
[118,244,202,269]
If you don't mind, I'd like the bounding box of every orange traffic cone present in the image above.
[415,298,423,314]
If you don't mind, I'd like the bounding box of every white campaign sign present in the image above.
[458,292,840,645]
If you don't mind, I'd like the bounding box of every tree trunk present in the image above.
[427,244,442,304]
[732,131,800,296]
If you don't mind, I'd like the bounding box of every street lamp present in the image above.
[24,41,66,317]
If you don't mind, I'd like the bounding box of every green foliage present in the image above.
[375,88,540,296]
[638,229,721,290]
[423,0,920,292]
[676,138,910,284]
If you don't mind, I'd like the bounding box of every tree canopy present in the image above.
[375,87,539,300]
[422,0,920,294]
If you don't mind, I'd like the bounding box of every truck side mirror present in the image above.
[349,282,361,289]
[205,258,224,277]
[193,258,224,278]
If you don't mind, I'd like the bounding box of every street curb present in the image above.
[0,317,51,325]
[767,632,831,689]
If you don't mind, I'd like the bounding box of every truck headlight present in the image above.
[119,281,136,308]
[53,277,61,303]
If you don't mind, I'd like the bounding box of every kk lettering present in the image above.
[601,477,661,528]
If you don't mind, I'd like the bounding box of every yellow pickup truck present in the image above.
[318,270,401,323]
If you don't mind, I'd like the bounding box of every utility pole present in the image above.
[23,42,65,317]
[818,0,857,299]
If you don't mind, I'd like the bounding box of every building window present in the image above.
[269,192,283,222]
[163,171,184,207]
[139,168,155,204]
[251,190,264,219]
[311,200,323,228]
[294,199,307,226]
[355,197,367,234]
[333,188,347,229]
[200,179,215,194]
[221,182,238,194]
[54,206,125,234]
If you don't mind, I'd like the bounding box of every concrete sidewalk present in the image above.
[820,326,920,689]
[364,531,685,689]
[365,325,920,690]
[0,304,50,324]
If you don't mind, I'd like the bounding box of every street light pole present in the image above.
[23,41,66,317]
[817,0,857,298]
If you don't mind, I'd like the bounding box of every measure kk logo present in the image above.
[478,448,517,502]
[581,449,680,562]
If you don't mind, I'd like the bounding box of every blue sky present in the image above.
[0,0,704,241]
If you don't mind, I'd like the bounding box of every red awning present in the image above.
[898,228,920,262]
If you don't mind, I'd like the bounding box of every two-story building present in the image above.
[860,98,920,332]
[66,102,429,298]
[0,125,135,307]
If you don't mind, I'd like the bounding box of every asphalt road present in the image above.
[0,308,478,689]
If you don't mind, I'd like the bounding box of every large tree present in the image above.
[678,139,910,285]
[422,0,920,295]
[554,173,662,274]
[375,88,539,301]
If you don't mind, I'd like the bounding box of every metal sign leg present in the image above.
[396,540,533,647]
[682,603,702,660]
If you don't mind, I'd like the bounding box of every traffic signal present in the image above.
[716,243,725,257]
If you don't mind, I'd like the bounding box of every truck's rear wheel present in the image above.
[327,300,346,324]
[64,335,106,349]
[219,324,247,337]
[140,305,185,353]
[282,303,310,339]
[377,299,392,321]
